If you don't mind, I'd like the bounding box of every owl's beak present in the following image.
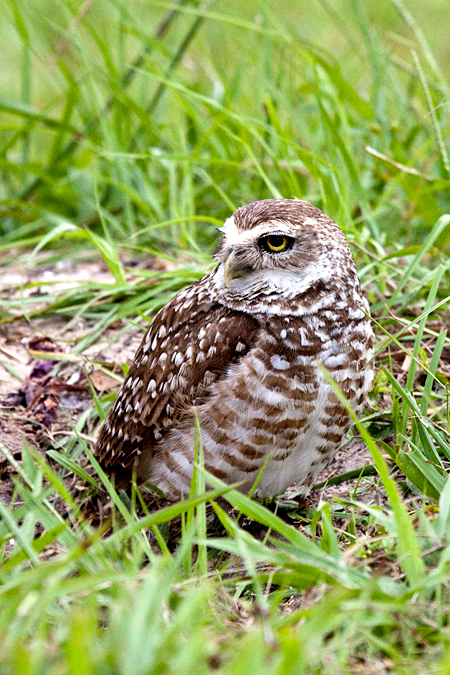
[223,248,249,287]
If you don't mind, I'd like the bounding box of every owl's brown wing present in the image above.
[95,278,259,474]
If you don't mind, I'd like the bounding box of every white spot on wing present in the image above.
[174,352,184,366]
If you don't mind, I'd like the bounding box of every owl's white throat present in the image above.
[213,263,330,299]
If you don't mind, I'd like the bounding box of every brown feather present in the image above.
[95,282,259,478]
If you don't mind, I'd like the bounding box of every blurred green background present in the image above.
[0,0,449,280]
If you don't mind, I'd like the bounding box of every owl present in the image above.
[95,199,374,500]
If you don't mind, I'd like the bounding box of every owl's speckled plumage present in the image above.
[95,199,374,500]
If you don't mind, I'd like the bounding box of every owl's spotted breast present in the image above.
[144,299,372,499]
[95,198,374,500]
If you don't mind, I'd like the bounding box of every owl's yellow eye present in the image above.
[267,236,288,251]
[259,234,294,253]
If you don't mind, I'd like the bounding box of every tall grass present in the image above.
[1,0,450,672]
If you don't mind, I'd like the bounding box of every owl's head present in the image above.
[214,199,354,300]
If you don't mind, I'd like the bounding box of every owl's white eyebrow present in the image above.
[258,230,293,238]
[223,219,296,245]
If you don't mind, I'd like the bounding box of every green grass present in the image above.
[1,0,450,672]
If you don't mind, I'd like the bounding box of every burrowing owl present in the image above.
[95,199,373,500]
